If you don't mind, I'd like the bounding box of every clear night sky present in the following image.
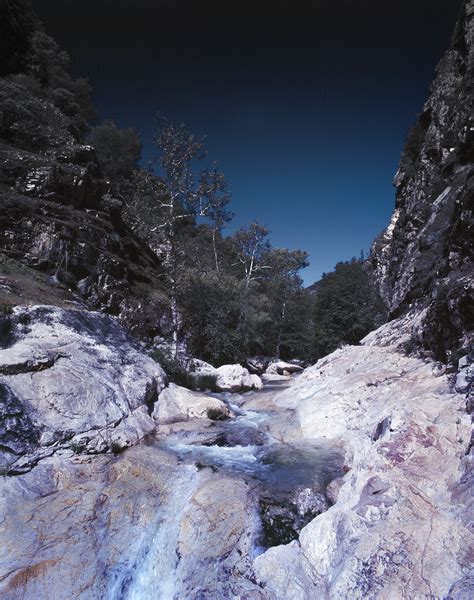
[33,0,462,284]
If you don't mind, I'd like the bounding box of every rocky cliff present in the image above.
[0,138,172,339]
[0,13,171,341]
[371,0,473,366]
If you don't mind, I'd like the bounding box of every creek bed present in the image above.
[153,385,345,549]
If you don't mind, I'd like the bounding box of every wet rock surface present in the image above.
[0,376,343,600]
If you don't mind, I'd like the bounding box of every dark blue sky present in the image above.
[33,0,462,284]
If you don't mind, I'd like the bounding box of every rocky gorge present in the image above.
[0,1,473,599]
[0,307,471,599]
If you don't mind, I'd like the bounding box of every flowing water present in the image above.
[108,381,344,599]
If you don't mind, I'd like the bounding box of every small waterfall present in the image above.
[107,465,197,600]
[105,386,344,599]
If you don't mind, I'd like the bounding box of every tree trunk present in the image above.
[212,228,220,274]
[170,284,179,359]
[275,300,286,359]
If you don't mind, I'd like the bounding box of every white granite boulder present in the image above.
[266,360,304,375]
[214,364,263,392]
[153,383,232,423]
[0,305,166,471]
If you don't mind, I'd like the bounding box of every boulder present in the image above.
[245,356,273,374]
[250,373,264,390]
[185,357,216,375]
[153,383,232,423]
[0,305,166,472]
[214,364,262,393]
[266,361,304,375]
[261,373,291,383]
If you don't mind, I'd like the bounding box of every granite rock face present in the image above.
[0,175,170,339]
[0,305,166,472]
[0,445,270,600]
[370,0,473,366]
[253,321,472,599]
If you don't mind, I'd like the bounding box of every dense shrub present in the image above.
[0,0,35,76]
[0,78,74,149]
[91,120,142,179]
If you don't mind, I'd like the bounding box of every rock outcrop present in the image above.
[0,71,171,341]
[0,305,166,473]
[0,445,268,600]
[0,168,170,339]
[253,322,472,599]
[370,0,473,366]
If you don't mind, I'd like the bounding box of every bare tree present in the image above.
[125,120,233,358]
[232,221,271,292]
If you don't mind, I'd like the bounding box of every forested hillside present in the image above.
[0,1,385,371]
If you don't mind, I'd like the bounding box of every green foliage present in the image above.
[109,440,125,455]
[206,406,229,421]
[150,347,189,386]
[193,373,218,392]
[276,289,314,360]
[0,304,14,348]
[258,247,310,358]
[0,304,13,316]
[0,0,35,76]
[311,260,387,360]
[180,272,244,365]
[0,23,95,146]
[91,120,142,179]
[68,441,84,454]
[22,30,95,139]
[0,77,74,149]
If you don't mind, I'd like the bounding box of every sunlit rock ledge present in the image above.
[253,316,472,600]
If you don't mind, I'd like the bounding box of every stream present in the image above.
[108,380,344,599]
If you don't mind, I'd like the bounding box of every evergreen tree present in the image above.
[311,259,386,360]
